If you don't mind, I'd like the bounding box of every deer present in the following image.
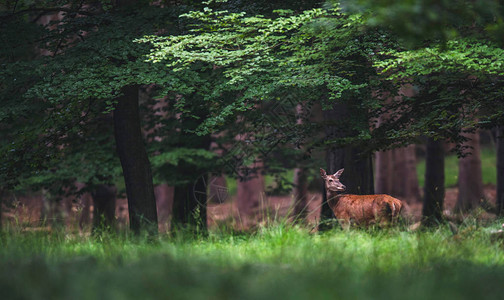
[320,168,403,229]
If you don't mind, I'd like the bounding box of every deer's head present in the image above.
[320,168,346,192]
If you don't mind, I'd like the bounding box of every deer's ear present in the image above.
[333,168,344,178]
[320,168,327,178]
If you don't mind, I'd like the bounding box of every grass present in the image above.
[4,146,497,299]
[416,147,497,188]
[2,222,504,300]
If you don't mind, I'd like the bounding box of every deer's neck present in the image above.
[326,190,345,206]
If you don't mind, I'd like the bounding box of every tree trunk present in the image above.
[172,171,208,232]
[291,103,309,222]
[455,130,484,212]
[91,184,117,233]
[236,160,264,228]
[154,184,174,232]
[394,145,421,202]
[113,85,158,235]
[41,189,66,229]
[497,126,504,215]
[207,141,229,204]
[376,145,420,202]
[0,190,2,230]
[375,149,394,195]
[320,104,374,229]
[292,167,308,222]
[422,138,445,226]
[78,192,92,230]
[171,127,211,232]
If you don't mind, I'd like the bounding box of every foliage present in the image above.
[3,0,503,200]
[377,38,504,138]
[0,2,192,192]
[1,0,329,193]
[339,0,504,47]
[139,6,380,136]
[338,0,504,156]
[139,2,504,158]
[377,39,504,77]
[2,223,504,299]
[372,39,504,154]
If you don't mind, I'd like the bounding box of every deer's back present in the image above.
[329,194,402,225]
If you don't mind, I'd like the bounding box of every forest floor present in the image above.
[206,184,498,230]
[2,186,504,300]
[2,217,504,300]
[2,184,498,232]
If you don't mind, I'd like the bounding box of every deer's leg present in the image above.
[340,220,351,230]
[338,214,351,230]
[375,204,391,227]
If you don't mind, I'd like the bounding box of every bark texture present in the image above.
[91,184,117,233]
[0,190,2,230]
[375,145,420,202]
[455,131,484,212]
[113,85,158,235]
[171,131,211,232]
[422,138,445,226]
[154,184,174,232]
[292,167,308,221]
[236,161,264,227]
[320,103,374,229]
[172,169,208,232]
[291,103,309,222]
[497,126,504,215]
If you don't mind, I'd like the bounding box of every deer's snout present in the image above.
[328,182,346,192]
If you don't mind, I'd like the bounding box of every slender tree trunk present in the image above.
[154,184,174,232]
[0,190,2,230]
[376,145,420,202]
[171,131,211,232]
[291,103,309,222]
[320,103,374,229]
[236,160,264,228]
[114,85,158,235]
[395,145,421,202]
[422,138,445,226]
[292,167,308,221]
[79,193,92,230]
[91,184,117,233]
[497,126,504,215]
[171,127,210,232]
[172,170,208,232]
[375,86,420,202]
[41,189,65,229]
[170,93,211,232]
[455,130,483,212]
[375,109,394,196]
[375,150,393,195]
[208,141,229,204]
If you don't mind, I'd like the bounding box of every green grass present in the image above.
[417,147,496,188]
[2,222,504,300]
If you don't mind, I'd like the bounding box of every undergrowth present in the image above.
[1,220,504,300]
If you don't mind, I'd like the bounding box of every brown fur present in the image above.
[321,168,403,228]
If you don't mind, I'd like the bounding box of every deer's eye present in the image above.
[329,179,333,182]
